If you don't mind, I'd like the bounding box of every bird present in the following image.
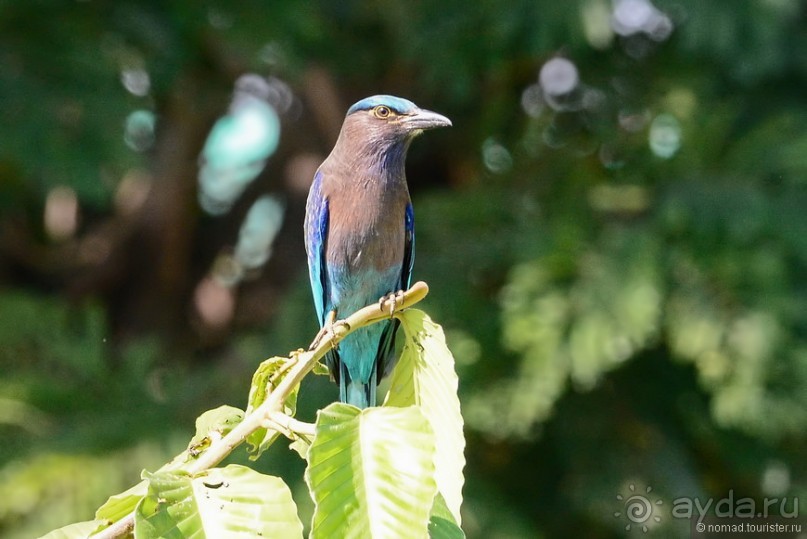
[304,95,451,408]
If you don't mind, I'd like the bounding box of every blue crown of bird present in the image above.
[304,95,451,408]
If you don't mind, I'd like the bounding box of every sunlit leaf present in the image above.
[134,464,303,538]
[428,494,465,539]
[187,405,244,459]
[306,403,437,539]
[384,309,465,525]
[428,516,466,539]
[247,356,294,413]
[37,520,107,539]
[94,480,147,525]
[93,406,245,530]
[289,436,311,459]
[245,355,297,460]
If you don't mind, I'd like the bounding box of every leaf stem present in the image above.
[266,411,316,438]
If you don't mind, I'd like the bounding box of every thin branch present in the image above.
[91,281,429,538]
[266,411,316,438]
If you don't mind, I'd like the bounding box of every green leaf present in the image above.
[246,356,296,415]
[134,464,303,539]
[428,517,465,539]
[94,479,148,525]
[93,405,245,531]
[306,403,437,539]
[187,405,245,459]
[428,494,465,539]
[311,360,331,376]
[289,436,311,459]
[246,356,298,460]
[384,309,466,526]
[246,429,282,462]
[37,520,107,539]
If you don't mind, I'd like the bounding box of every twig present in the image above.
[265,411,316,438]
[91,281,429,538]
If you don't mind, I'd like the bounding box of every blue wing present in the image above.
[401,202,415,289]
[305,170,330,326]
[306,170,343,379]
[376,202,415,379]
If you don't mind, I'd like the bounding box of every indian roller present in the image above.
[304,95,451,408]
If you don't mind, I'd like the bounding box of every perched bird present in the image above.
[304,95,451,408]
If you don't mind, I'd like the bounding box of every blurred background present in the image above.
[2,0,806,537]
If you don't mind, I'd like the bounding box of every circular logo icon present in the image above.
[614,483,663,532]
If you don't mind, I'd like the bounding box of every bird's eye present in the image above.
[373,105,392,119]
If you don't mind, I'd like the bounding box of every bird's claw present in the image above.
[309,310,337,351]
[378,289,406,318]
[332,320,351,340]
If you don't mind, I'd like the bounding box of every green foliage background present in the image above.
[1,1,806,537]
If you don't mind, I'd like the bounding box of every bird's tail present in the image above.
[339,362,377,409]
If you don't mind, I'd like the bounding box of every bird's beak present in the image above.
[402,108,452,131]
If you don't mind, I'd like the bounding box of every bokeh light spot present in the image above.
[194,277,236,330]
[44,186,79,241]
[120,67,150,97]
[234,195,285,273]
[198,74,282,215]
[761,461,790,497]
[612,0,673,41]
[124,109,156,152]
[521,84,544,118]
[648,113,682,158]
[115,169,152,216]
[539,57,579,96]
[481,138,513,174]
[581,0,614,49]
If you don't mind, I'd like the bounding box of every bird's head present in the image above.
[344,95,451,143]
[326,95,450,173]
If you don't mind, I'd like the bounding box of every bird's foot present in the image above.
[309,310,337,351]
[378,289,407,318]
